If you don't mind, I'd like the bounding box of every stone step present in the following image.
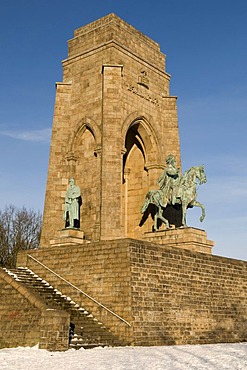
[69,335,108,349]
[4,267,126,348]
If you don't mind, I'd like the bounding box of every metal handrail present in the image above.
[27,254,131,327]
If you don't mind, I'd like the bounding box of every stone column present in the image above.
[65,152,77,178]
[100,65,125,240]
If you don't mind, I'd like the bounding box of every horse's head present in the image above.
[184,165,207,185]
[196,165,207,185]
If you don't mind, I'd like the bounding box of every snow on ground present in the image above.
[0,343,246,370]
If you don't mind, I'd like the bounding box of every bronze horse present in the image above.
[141,165,207,230]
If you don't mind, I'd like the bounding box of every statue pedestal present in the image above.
[49,229,88,247]
[142,227,214,254]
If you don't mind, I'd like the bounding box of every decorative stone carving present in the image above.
[138,70,149,89]
[124,81,159,106]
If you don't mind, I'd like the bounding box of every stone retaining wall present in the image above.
[16,238,247,346]
[129,240,246,345]
[0,269,70,351]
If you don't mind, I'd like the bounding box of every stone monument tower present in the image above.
[40,13,181,247]
[1,14,245,352]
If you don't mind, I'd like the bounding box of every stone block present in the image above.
[142,227,214,254]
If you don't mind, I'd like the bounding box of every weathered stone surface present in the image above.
[143,227,214,254]
[16,239,247,346]
[3,14,245,351]
[0,269,70,351]
[40,13,181,247]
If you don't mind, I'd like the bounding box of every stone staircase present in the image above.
[3,267,126,349]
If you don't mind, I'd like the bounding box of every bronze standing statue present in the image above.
[64,178,82,229]
[141,155,207,230]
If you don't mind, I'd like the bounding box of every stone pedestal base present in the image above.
[49,229,88,247]
[142,227,214,254]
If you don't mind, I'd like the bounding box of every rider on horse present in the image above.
[158,154,181,206]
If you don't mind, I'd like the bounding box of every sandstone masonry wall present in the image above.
[40,13,181,247]
[17,239,247,346]
[0,271,41,348]
[17,240,133,343]
[129,240,247,345]
[0,269,70,351]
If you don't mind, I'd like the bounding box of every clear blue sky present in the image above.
[0,0,247,260]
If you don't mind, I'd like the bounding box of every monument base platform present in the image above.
[142,227,214,254]
[49,228,88,247]
[15,237,246,348]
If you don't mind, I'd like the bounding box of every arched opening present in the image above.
[74,127,100,239]
[122,122,152,237]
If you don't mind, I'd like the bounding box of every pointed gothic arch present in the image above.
[64,117,101,239]
[121,113,162,237]
[121,112,161,167]
[67,117,101,156]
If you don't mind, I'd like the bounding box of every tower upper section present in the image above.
[66,13,166,73]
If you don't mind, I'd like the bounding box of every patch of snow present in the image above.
[0,343,246,370]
